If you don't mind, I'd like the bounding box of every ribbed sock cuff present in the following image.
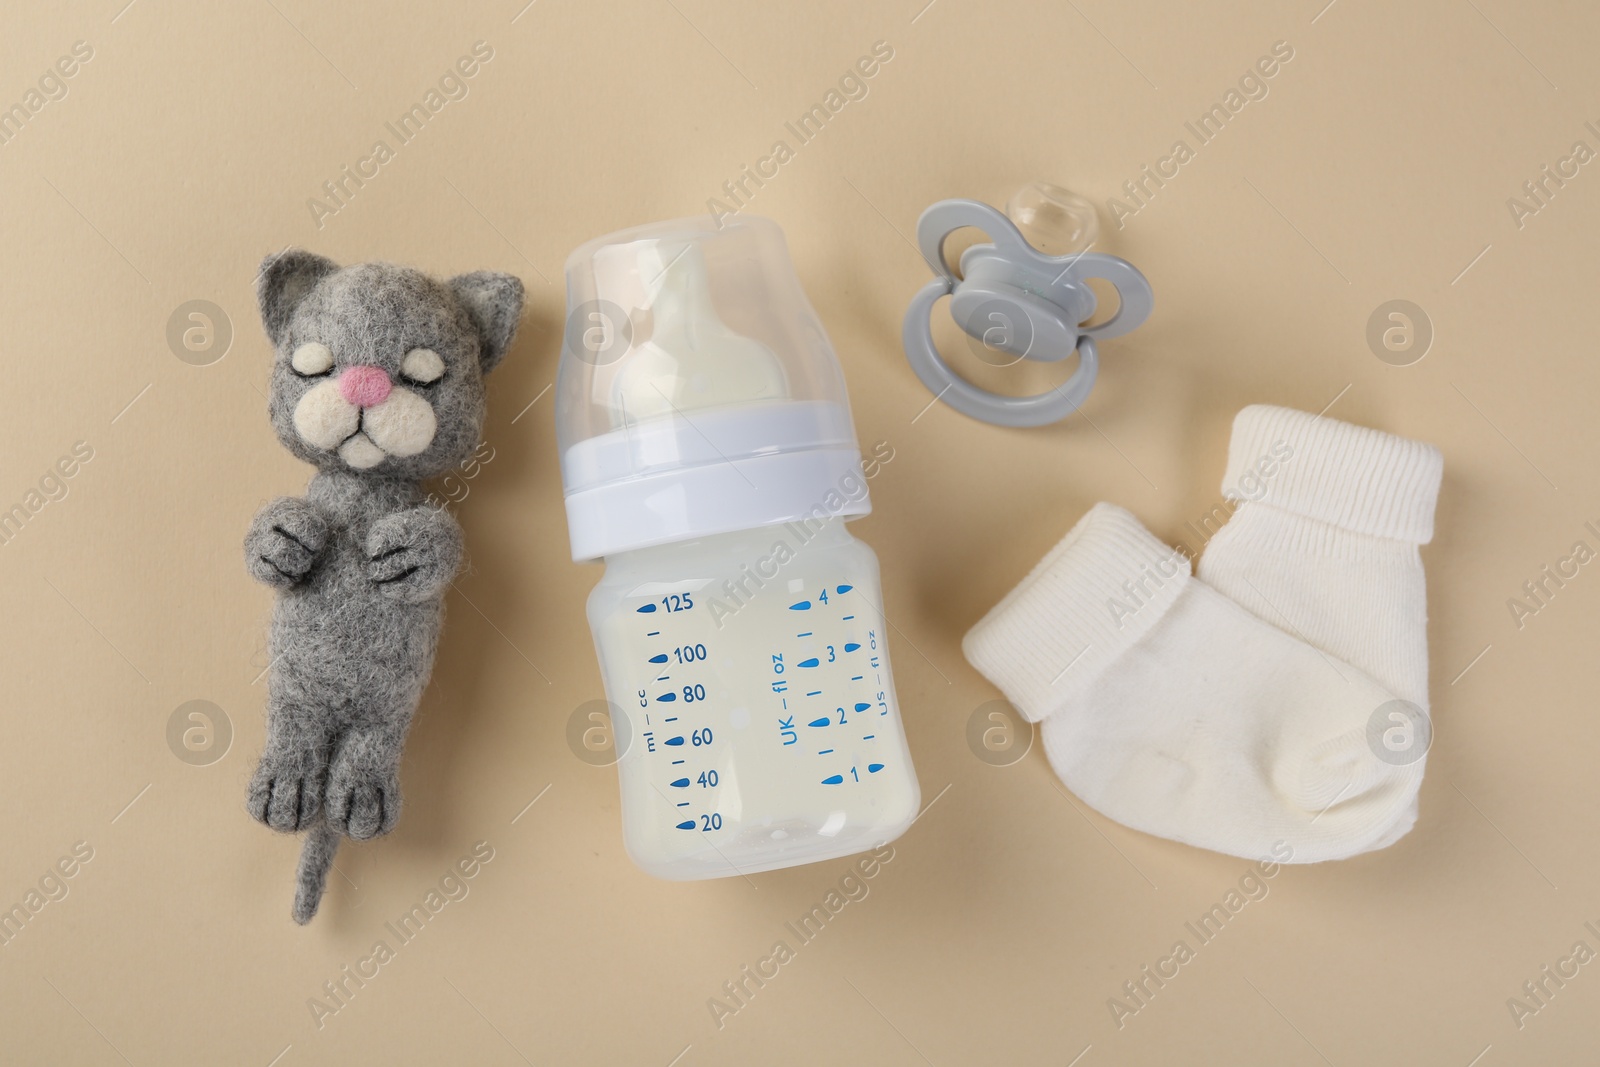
[1221,405,1443,544]
[963,503,1191,723]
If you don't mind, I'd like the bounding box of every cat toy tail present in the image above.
[292,819,342,925]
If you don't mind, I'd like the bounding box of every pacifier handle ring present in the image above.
[901,278,1100,429]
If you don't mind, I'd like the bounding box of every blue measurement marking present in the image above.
[671,759,685,765]
[649,653,669,664]
[821,774,844,785]
[851,675,863,681]
[670,778,690,788]
[807,716,831,728]
[842,615,855,621]
[646,631,660,637]
[854,702,871,712]
[637,603,657,613]
[806,690,822,697]
[837,585,853,594]
[868,763,884,773]
[862,734,875,740]
[678,802,690,807]
[657,692,677,703]
[676,820,695,830]
[798,657,820,668]
[789,600,811,611]
[664,716,678,723]
[665,736,685,746]
[797,632,813,638]
[844,642,861,652]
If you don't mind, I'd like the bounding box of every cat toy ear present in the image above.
[448,271,525,374]
[257,249,340,348]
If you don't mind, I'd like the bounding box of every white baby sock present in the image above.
[963,503,1423,863]
[1199,406,1442,848]
[1200,405,1443,709]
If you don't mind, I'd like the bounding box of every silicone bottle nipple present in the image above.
[611,242,789,425]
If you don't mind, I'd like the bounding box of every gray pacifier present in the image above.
[902,193,1154,428]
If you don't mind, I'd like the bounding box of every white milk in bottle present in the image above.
[557,215,920,879]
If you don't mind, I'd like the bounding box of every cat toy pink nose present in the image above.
[339,364,392,407]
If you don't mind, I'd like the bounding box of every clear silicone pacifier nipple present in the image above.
[1006,181,1100,256]
[611,241,789,426]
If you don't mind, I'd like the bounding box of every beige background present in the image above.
[2,0,1597,1063]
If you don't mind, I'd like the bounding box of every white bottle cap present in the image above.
[557,215,870,561]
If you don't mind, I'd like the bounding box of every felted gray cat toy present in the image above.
[244,250,523,924]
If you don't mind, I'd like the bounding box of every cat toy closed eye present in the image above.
[902,190,1153,428]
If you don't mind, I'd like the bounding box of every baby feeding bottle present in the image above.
[557,215,921,879]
